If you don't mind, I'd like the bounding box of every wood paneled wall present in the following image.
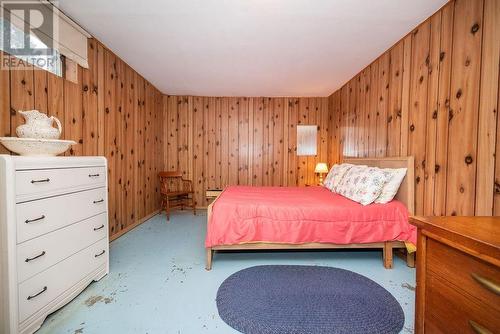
[163,96,339,207]
[0,39,165,239]
[329,0,500,216]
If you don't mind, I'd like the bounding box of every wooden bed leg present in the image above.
[205,248,213,271]
[406,251,415,268]
[383,242,393,269]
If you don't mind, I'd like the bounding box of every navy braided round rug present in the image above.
[216,265,404,334]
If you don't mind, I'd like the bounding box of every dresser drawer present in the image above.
[425,274,500,334]
[16,187,107,243]
[16,166,106,202]
[18,238,108,323]
[427,239,500,312]
[17,213,107,283]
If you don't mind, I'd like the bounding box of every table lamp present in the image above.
[315,162,329,185]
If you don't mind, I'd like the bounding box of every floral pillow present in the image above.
[375,168,407,204]
[336,166,389,205]
[323,163,355,192]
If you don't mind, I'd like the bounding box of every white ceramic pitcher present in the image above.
[16,110,62,139]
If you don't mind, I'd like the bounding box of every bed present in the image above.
[205,157,416,270]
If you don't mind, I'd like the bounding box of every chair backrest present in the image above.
[158,171,188,193]
[159,171,182,178]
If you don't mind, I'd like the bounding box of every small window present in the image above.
[297,125,317,156]
[0,15,63,76]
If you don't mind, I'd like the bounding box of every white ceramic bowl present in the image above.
[0,137,76,157]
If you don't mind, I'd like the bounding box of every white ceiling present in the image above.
[58,0,447,97]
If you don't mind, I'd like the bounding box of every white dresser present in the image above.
[0,156,109,334]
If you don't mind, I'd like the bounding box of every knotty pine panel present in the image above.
[135,73,147,221]
[144,80,151,216]
[0,39,165,239]
[286,98,299,186]
[434,2,454,216]
[348,76,359,157]
[192,96,205,206]
[387,42,404,157]
[408,20,430,216]
[331,0,500,216]
[477,0,500,215]
[10,57,35,134]
[253,98,264,186]
[446,0,483,215]
[423,12,442,216]
[239,98,250,185]
[330,91,342,165]
[47,72,64,138]
[125,64,136,226]
[272,98,284,186]
[339,85,349,159]
[367,62,378,157]
[82,39,99,156]
[306,98,317,186]
[163,96,334,208]
[65,66,83,156]
[33,69,48,114]
[220,97,229,188]
[357,69,367,157]
[215,97,223,188]
[319,97,329,165]
[296,98,309,186]
[104,49,117,233]
[228,97,239,185]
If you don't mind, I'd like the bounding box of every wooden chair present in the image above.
[158,171,196,221]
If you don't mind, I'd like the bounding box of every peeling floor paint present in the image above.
[401,282,416,291]
[37,211,416,334]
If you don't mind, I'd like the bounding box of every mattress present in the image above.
[205,185,416,247]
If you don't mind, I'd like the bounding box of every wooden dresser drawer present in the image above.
[410,217,500,334]
[425,274,500,334]
[15,166,106,202]
[427,239,500,312]
[18,238,108,323]
[17,213,107,283]
[16,187,107,243]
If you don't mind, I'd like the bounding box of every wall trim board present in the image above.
[109,210,161,242]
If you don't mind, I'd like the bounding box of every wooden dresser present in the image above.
[0,156,109,334]
[410,216,500,334]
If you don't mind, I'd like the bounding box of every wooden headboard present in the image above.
[343,156,415,215]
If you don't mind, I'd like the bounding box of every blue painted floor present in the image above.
[38,211,416,334]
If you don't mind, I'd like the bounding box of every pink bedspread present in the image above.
[205,186,416,247]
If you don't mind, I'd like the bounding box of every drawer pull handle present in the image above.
[471,273,500,296]
[25,215,45,224]
[88,173,100,177]
[93,224,105,231]
[27,286,47,300]
[95,250,106,258]
[30,178,50,184]
[93,199,104,204]
[469,320,492,334]
[25,251,46,262]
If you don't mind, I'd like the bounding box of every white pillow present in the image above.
[336,166,390,205]
[323,163,355,192]
[375,168,407,204]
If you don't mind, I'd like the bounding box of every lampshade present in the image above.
[314,162,329,174]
